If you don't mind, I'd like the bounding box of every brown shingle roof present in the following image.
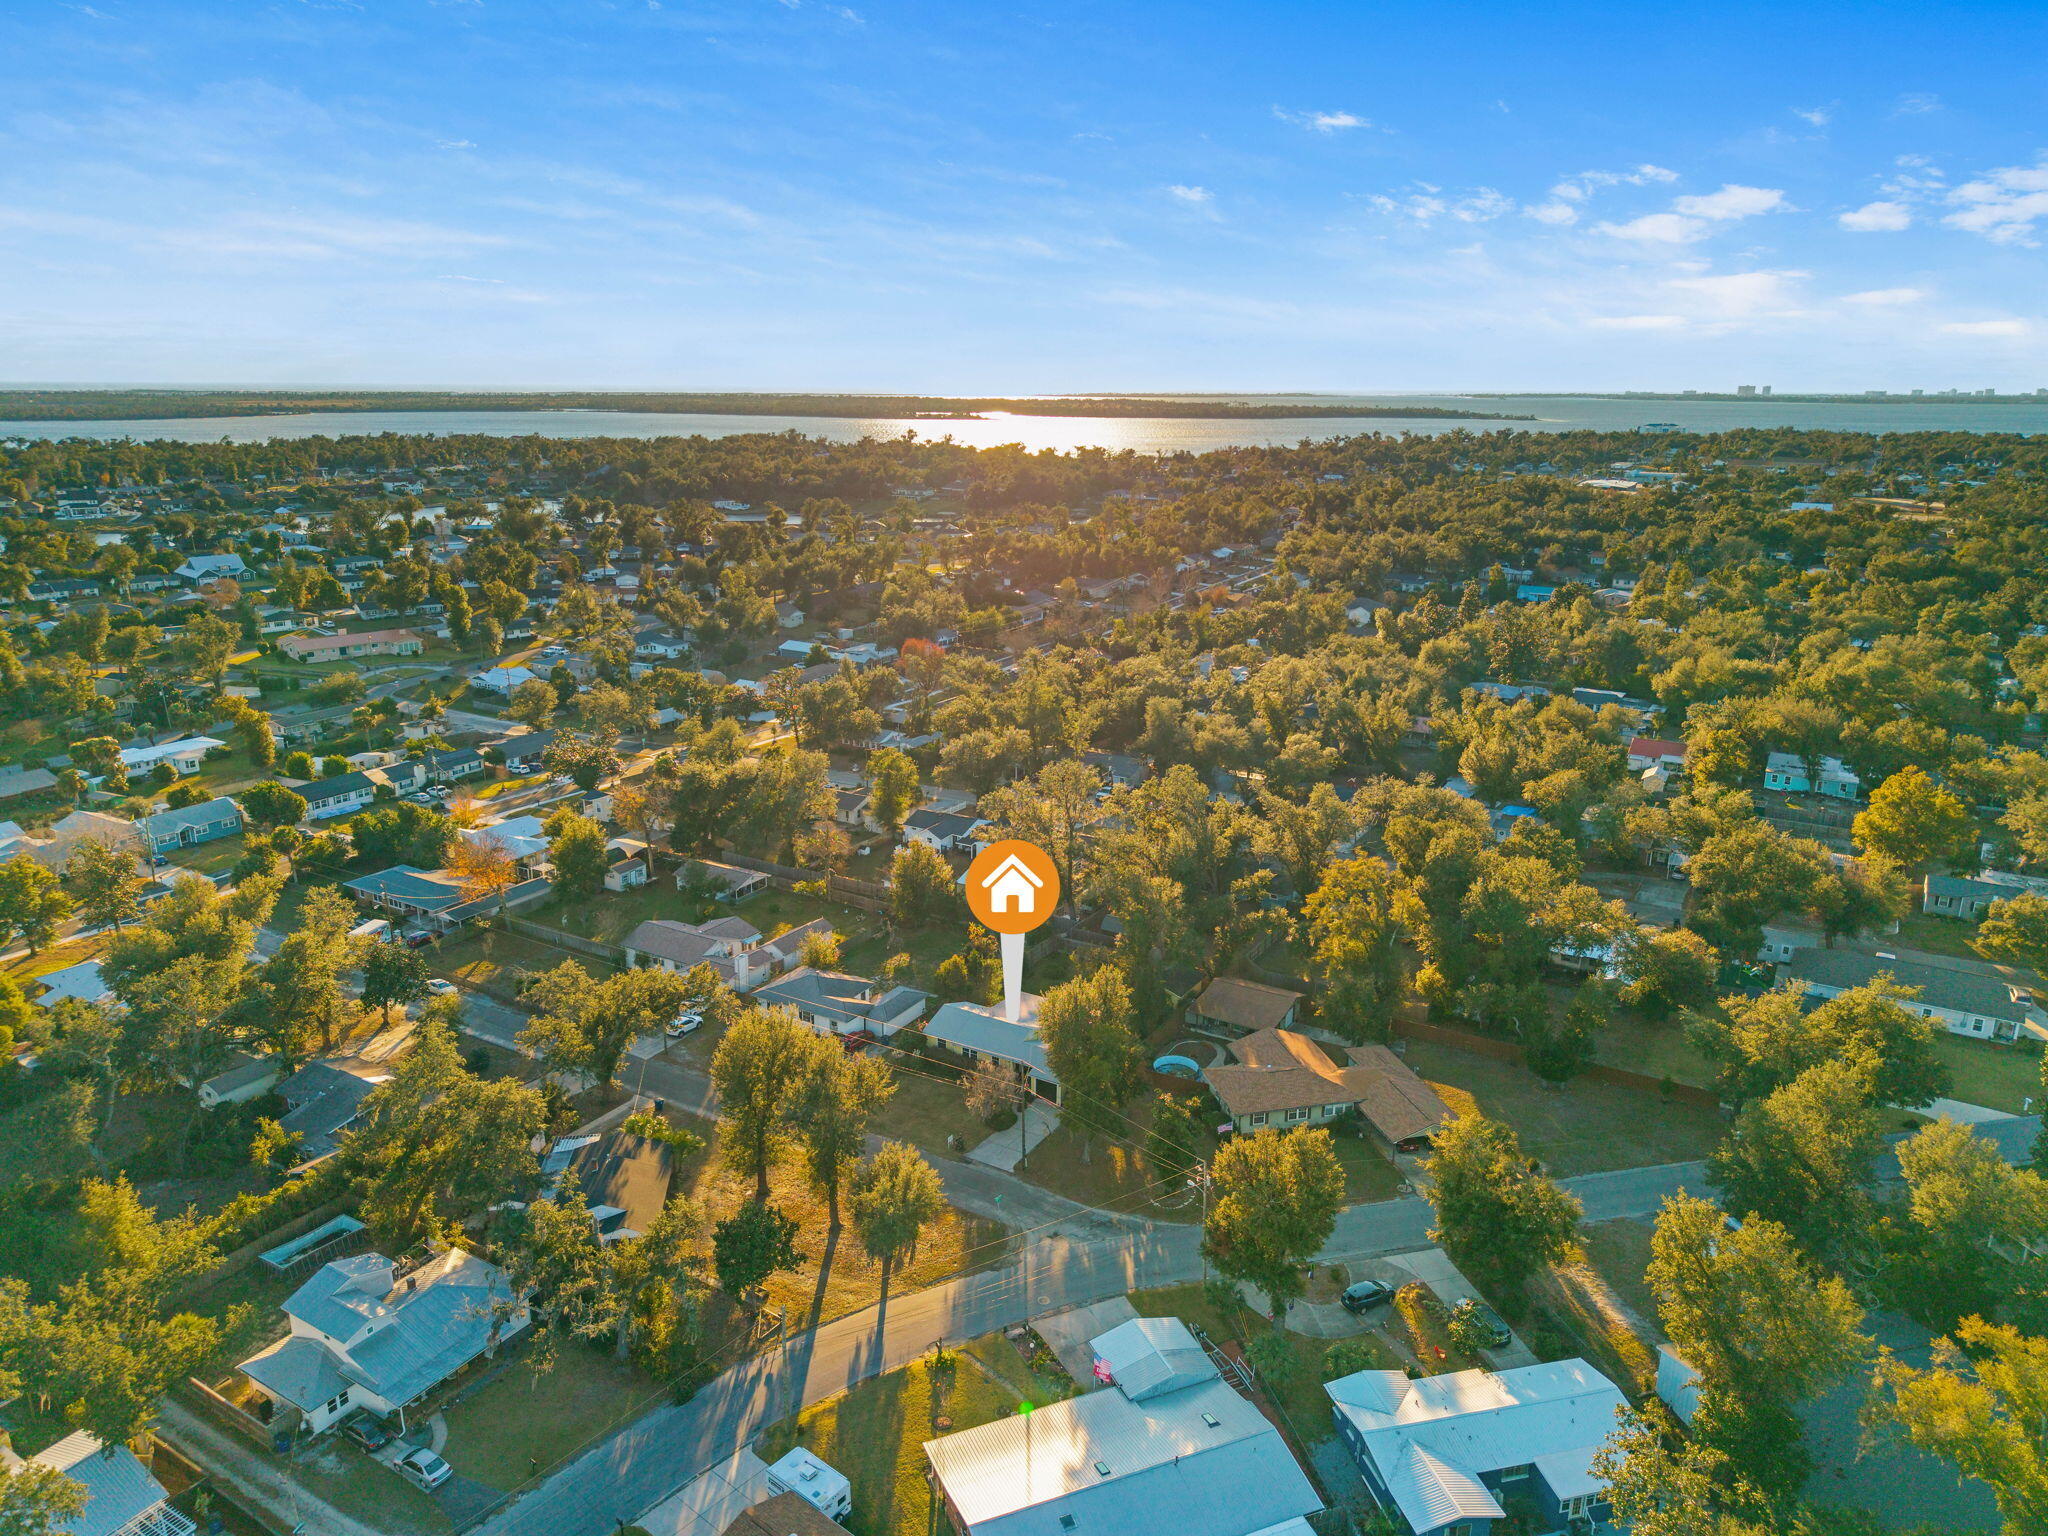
[1201,1029,1452,1147]
[1202,1027,1370,1117]
[720,1491,851,1536]
[1191,977,1302,1032]
[1342,1043,1453,1147]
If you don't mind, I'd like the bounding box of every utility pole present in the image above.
[1196,1162,1212,1283]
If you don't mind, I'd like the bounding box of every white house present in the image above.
[298,771,378,820]
[1762,751,1862,800]
[117,736,224,778]
[902,808,986,853]
[15,1431,197,1536]
[175,552,250,582]
[1327,1358,1630,1536]
[1782,947,2047,1043]
[978,852,1043,917]
[472,665,538,694]
[622,916,830,992]
[237,1248,528,1437]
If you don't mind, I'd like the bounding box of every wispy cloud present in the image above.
[1549,164,1677,202]
[1667,268,1807,317]
[1944,155,2048,245]
[1368,186,1512,224]
[1893,91,1943,116]
[1274,107,1370,133]
[1840,200,1911,231]
[1941,318,2029,336]
[1792,106,1832,127]
[1596,184,1788,243]
[1842,287,1927,305]
[1164,184,1212,205]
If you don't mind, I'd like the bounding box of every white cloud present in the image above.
[1941,318,2029,336]
[1524,200,1579,226]
[1368,187,1512,224]
[1793,106,1831,127]
[1944,155,2048,245]
[1842,287,1927,305]
[1894,92,1943,116]
[1840,200,1911,232]
[1667,269,1806,316]
[1550,164,1677,202]
[1671,184,1789,220]
[1165,184,1213,205]
[1276,107,1369,132]
[1589,314,1687,330]
[1595,212,1707,243]
[1595,183,1787,244]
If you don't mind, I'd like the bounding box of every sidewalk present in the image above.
[966,1102,1060,1171]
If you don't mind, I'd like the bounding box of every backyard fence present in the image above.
[502,916,625,963]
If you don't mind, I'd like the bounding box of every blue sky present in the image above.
[3,0,2047,392]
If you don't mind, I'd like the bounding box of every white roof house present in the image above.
[237,1247,529,1436]
[923,994,1058,1101]
[116,736,224,775]
[18,1430,196,1536]
[1326,1358,1629,1536]
[38,959,114,1008]
[925,1314,1321,1536]
[472,665,538,694]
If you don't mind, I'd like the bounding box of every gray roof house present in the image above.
[135,794,243,852]
[276,1061,385,1162]
[1781,947,2048,1044]
[924,1313,1321,1536]
[1922,873,2019,922]
[903,807,987,852]
[16,1430,196,1536]
[1326,1358,1630,1536]
[299,770,379,820]
[237,1247,529,1436]
[344,864,552,930]
[751,966,930,1038]
[923,995,1059,1102]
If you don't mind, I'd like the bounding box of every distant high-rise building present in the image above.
[1735,384,1758,396]
[1911,389,1924,396]
[1760,385,1772,395]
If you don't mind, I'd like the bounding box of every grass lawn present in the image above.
[667,1108,1012,1333]
[1929,1033,2042,1113]
[3,932,108,986]
[1567,1218,1663,1389]
[157,832,249,877]
[1894,911,1995,963]
[867,1066,990,1161]
[756,1338,1021,1536]
[1400,1038,1727,1176]
[1591,1012,1718,1088]
[432,929,617,999]
[438,1339,660,1491]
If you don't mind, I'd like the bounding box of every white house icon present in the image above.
[979,853,1043,915]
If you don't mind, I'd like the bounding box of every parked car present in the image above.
[395,1447,453,1492]
[340,1413,392,1452]
[1339,1279,1395,1314]
[665,1011,703,1039]
[1455,1297,1513,1349]
[403,929,437,948]
[424,978,458,998]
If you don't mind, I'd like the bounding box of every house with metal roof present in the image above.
[1326,1358,1630,1536]
[924,1313,1321,1536]
[15,1430,196,1536]
[343,863,551,930]
[236,1247,528,1437]
[116,736,224,778]
[1781,947,2048,1043]
[135,794,243,852]
[752,966,930,1038]
[923,995,1059,1103]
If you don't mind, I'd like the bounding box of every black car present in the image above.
[1339,1279,1395,1314]
[341,1413,392,1452]
[1456,1298,1513,1349]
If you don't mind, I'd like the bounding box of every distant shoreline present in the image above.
[1466,391,2048,406]
[0,390,1528,423]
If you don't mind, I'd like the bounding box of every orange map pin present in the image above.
[965,840,1059,1020]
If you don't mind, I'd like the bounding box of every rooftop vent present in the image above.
[1201,1412,1221,1428]
[1093,1461,1112,1478]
